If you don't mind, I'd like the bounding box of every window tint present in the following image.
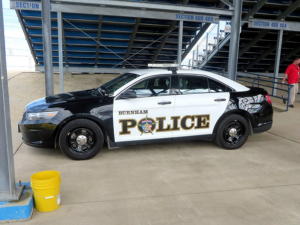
[178,76,209,95]
[101,73,139,94]
[208,79,231,92]
[128,76,171,98]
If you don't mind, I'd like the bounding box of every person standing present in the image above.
[281,57,300,108]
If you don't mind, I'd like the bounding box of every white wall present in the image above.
[2,0,34,71]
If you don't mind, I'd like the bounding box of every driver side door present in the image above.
[113,75,175,144]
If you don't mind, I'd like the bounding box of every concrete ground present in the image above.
[6,72,300,225]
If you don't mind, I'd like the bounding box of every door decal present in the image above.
[138,115,156,135]
[119,114,210,136]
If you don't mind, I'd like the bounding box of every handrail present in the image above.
[205,31,231,60]
[197,24,217,50]
[237,75,293,111]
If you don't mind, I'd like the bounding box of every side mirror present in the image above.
[119,90,137,99]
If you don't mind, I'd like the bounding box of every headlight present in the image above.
[27,111,58,120]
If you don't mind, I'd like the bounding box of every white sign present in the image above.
[175,14,219,23]
[249,19,300,32]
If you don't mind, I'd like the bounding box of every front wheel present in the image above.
[59,119,104,160]
[215,114,249,150]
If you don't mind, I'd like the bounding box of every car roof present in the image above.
[128,69,249,92]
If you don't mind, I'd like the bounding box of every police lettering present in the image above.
[119,110,148,115]
[119,114,210,135]
[119,119,137,135]
[156,117,171,132]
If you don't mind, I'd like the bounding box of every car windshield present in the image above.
[100,73,139,95]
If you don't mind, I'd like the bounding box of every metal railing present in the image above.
[237,75,293,111]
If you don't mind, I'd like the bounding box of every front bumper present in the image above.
[18,119,57,148]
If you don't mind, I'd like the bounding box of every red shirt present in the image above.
[285,63,300,84]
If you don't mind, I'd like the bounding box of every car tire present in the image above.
[59,119,104,160]
[215,114,249,150]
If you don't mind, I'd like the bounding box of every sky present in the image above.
[2,0,31,57]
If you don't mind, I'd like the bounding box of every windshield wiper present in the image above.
[97,87,107,96]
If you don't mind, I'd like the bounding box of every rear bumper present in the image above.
[253,121,272,134]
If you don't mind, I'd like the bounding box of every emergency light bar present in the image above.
[148,63,178,74]
[148,63,178,68]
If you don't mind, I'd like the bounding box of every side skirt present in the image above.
[107,134,215,149]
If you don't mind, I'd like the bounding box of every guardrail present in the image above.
[182,65,295,111]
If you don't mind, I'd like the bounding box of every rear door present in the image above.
[113,75,175,143]
[173,74,230,138]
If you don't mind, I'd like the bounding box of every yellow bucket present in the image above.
[30,170,61,212]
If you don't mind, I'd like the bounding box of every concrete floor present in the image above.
[6,72,300,225]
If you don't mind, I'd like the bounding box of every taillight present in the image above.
[265,94,272,104]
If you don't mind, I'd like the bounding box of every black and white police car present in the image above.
[19,66,273,160]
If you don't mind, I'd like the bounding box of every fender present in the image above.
[213,109,256,135]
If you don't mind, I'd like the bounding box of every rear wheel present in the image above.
[59,119,103,160]
[215,114,249,150]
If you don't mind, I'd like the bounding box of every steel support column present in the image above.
[217,22,220,50]
[205,32,209,63]
[196,45,199,66]
[192,50,195,68]
[57,12,64,93]
[227,0,243,81]
[177,20,183,68]
[272,29,283,96]
[0,0,23,201]
[41,0,54,96]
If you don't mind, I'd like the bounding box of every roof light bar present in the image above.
[148,64,178,74]
[148,63,179,68]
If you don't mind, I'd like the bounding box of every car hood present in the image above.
[25,89,103,112]
[45,89,101,103]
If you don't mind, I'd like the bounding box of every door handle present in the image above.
[158,101,172,105]
[214,98,226,102]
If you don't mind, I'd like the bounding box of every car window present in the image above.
[128,76,171,98]
[208,79,232,92]
[101,73,139,95]
[178,76,209,95]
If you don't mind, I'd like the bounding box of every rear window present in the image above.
[178,76,209,95]
[208,78,232,92]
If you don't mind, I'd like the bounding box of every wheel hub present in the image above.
[229,128,237,137]
[76,135,87,146]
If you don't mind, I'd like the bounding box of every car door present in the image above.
[173,74,230,138]
[113,75,175,143]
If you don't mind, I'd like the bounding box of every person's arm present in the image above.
[281,66,290,86]
[282,73,288,84]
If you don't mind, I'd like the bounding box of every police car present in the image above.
[19,66,273,160]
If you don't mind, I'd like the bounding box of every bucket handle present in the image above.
[32,189,60,199]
